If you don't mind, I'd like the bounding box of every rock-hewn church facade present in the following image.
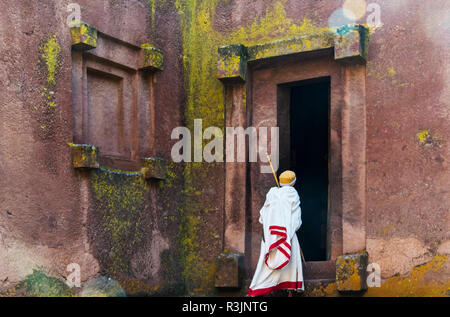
[0,0,448,296]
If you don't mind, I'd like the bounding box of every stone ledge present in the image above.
[217,44,248,82]
[140,44,164,71]
[69,143,99,169]
[246,32,335,62]
[215,253,244,289]
[71,22,97,51]
[336,251,368,292]
[334,24,369,63]
[141,157,166,180]
[217,24,369,82]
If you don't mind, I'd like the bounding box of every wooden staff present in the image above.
[266,153,306,264]
[266,153,280,188]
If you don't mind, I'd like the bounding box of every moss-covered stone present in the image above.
[69,143,99,169]
[334,24,369,63]
[336,252,368,292]
[303,280,339,297]
[18,270,73,297]
[41,35,61,86]
[364,255,450,297]
[217,44,248,82]
[247,32,335,62]
[141,157,166,180]
[90,168,150,279]
[416,129,443,148]
[173,0,340,296]
[140,43,164,71]
[81,276,126,297]
[71,22,97,51]
[39,35,61,111]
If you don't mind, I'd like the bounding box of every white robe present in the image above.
[248,186,304,296]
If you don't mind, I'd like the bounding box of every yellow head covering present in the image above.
[279,170,296,187]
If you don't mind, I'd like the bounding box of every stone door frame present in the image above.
[215,25,369,287]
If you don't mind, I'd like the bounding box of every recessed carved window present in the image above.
[70,22,164,172]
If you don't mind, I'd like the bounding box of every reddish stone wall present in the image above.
[0,0,448,296]
[0,0,185,295]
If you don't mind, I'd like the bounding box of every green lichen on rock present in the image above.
[217,44,248,81]
[336,252,368,292]
[141,43,164,70]
[247,32,335,61]
[90,168,150,278]
[68,143,99,169]
[301,280,339,297]
[71,22,97,50]
[159,161,177,190]
[416,129,443,148]
[179,198,216,295]
[18,270,73,297]
[38,34,61,111]
[41,35,61,86]
[81,276,126,297]
[334,24,369,62]
[141,157,166,180]
[365,255,450,297]
[176,165,218,294]
[417,130,431,145]
[147,0,169,33]
[167,0,337,295]
[157,249,186,295]
[149,0,371,296]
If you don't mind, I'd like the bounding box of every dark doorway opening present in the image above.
[290,78,330,262]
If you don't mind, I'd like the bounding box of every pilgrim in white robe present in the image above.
[248,186,304,296]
